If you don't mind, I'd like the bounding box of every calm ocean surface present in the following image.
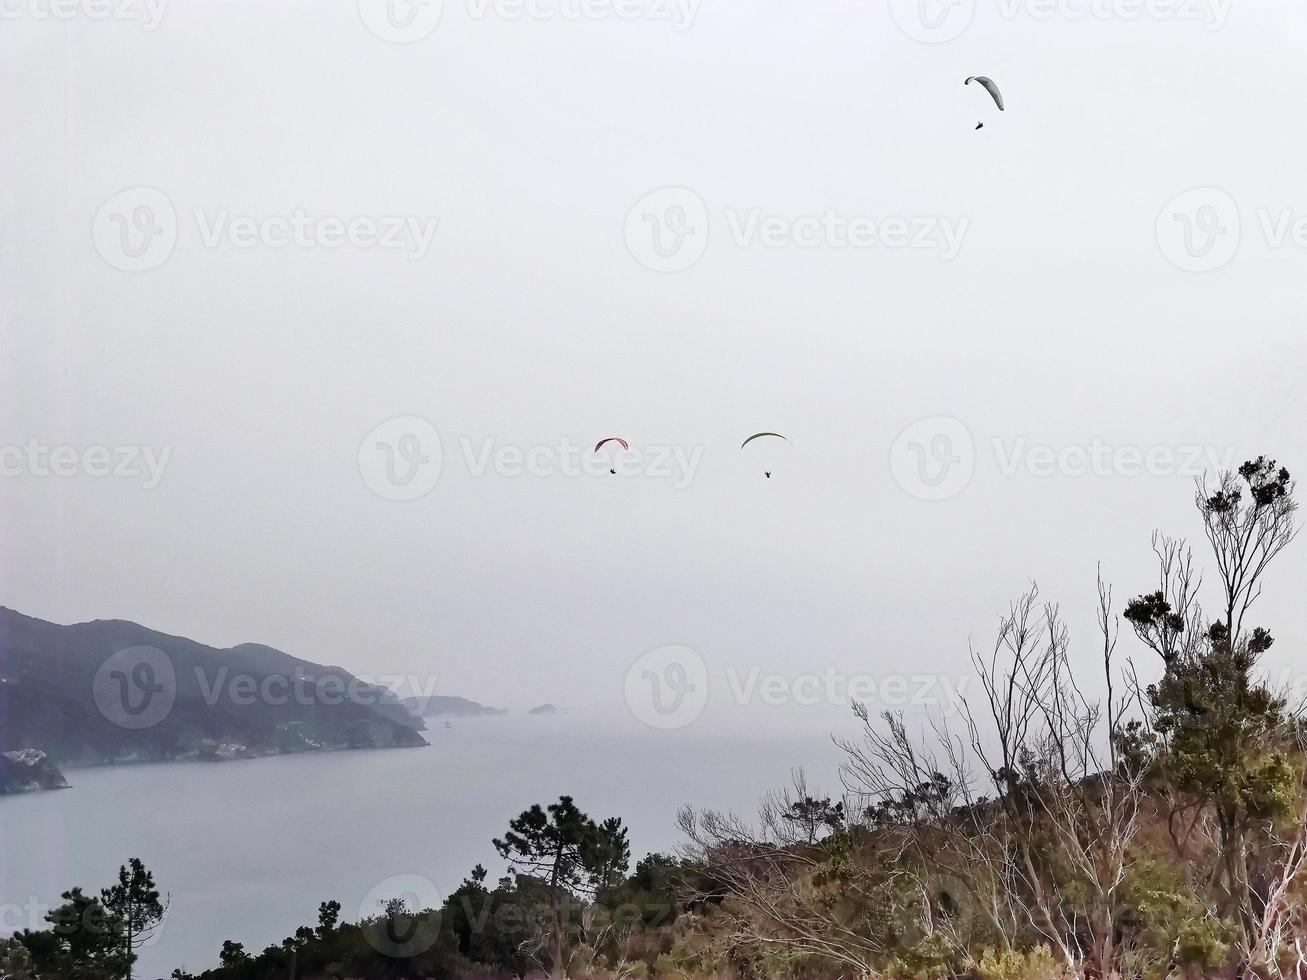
[0,713,848,978]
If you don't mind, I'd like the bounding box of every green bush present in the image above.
[973,944,1062,980]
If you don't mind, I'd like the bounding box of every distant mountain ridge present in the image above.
[0,607,430,769]
[399,694,506,717]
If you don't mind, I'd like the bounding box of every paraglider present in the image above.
[594,437,630,475]
[741,433,790,479]
[965,75,1004,129]
[740,432,789,449]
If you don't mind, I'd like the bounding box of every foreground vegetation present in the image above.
[5,457,1306,979]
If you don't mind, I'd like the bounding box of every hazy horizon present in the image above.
[5,0,1307,724]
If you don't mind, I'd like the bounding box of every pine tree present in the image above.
[100,858,168,980]
[493,796,629,978]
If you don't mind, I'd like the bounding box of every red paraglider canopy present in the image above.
[594,438,630,454]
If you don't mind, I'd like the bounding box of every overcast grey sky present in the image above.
[3,0,1306,724]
